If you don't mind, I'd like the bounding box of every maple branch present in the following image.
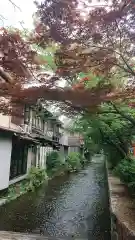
[0,68,13,83]
[8,0,21,11]
[115,19,122,51]
[110,102,135,126]
[99,127,127,158]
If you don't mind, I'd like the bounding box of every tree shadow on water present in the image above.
[86,199,111,240]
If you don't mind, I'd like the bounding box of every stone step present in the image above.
[0,231,88,240]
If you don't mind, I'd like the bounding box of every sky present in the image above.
[0,0,40,29]
[0,0,108,29]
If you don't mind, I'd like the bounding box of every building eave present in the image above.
[0,126,21,135]
[19,135,40,144]
[0,126,39,144]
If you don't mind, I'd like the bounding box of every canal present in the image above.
[0,156,111,240]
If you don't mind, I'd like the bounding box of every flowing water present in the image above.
[0,156,111,239]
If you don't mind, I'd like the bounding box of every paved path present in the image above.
[0,231,46,240]
[0,231,66,240]
[0,231,85,240]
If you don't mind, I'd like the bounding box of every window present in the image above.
[37,117,39,128]
[47,121,53,131]
[41,119,44,131]
[32,117,36,127]
[35,116,38,128]
[32,110,36,127]
[38,117,41,129]
[24,105,30,124]
[69,146,78,152]
[53,124,59,136]
[10,136,28,180]
[44,121,47,134]
[31,146,37,167]
[37,147,40,167]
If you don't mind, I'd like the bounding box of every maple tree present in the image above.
[0,0,135,115]
[35,0,135,75]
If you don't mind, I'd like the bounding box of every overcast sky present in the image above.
[0,0,108,29]
[0,0,40,29]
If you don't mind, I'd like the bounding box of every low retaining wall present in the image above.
[111,212,135,240]
[108,175,135,239]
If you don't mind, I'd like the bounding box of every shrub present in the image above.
[114,158,135,186]
[107,147,123,169]
[80,155,87,166]
[26,167,48,192]
[112,157,135,195]
[66,152,82,171]
[46,151,64,170]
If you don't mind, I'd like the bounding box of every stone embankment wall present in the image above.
[108,175,135,240]
[111,212,135,239]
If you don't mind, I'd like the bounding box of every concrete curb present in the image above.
[107,171,135,239]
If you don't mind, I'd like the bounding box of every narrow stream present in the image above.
[0,156,111,239]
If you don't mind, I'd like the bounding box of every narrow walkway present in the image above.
[0,231,85,240]
[0,231,46,240]
[109,174,135,235]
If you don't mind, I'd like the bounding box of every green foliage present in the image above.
[26,167,48,192]
[46,151,64,170]
[3,167,48,202]
[114,158,135,194]
[114,158,133,183]
[106,146,123,169]
[7,185,17,200]
[66,152,82,171]
[46,150,88,174]
[32,44,58,71]
[70,101,135,168]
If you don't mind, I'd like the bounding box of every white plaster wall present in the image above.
[60,146,66,162]
[27,148,32,171]
[44,146,53,168]
[0,136,12,190]
[43,147,49,169]
[39,146,53,169]
[25,145,38,172]
[40,146,44,168]
[60,146,64,155]
[59,135,68,146]
[43,147,47,169]
[36,146,40,167]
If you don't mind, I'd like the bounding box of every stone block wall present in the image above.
[107,172,135,240]
[111,213,135,239]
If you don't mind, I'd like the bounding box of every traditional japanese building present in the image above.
[0,103,62,191]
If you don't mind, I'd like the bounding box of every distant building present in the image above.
[59,130,84,160]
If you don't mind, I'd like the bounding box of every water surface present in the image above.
[0,156,111,239]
